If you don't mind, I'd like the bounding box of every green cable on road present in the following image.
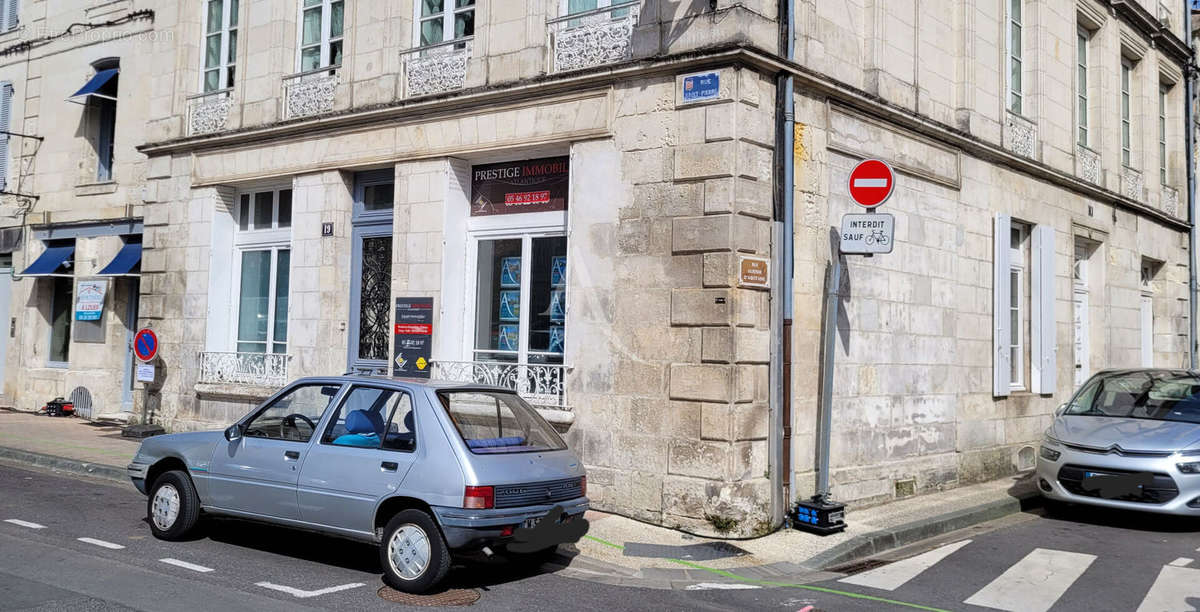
[582,535,952,612]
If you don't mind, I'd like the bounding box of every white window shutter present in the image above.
[0,82,12,192]
[994,213,1012,396]
[3,0,15,32]
[1030,225,1056,394]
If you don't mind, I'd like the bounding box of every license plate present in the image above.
[522,516,542,529]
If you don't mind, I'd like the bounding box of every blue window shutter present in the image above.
[0,82,12,192]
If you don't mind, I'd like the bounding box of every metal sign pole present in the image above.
[815,243,841,502]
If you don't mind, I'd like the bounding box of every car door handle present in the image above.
[381,461,398,472]
[284,450,300,460]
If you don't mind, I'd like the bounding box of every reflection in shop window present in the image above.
[48,277,72,365]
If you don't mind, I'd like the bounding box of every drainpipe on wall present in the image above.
[769,0,796,528]
[1187,0,1197,370]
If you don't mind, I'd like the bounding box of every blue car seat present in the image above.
[332,409,384,448]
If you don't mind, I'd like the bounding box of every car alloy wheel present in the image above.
[151,483,180,531]
[388,523,431,580]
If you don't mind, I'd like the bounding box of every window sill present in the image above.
[75,182,118,197]
[194,382,277,402]
[0,26,22,46]
[44,361,69,370]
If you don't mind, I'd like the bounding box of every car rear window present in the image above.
[437,391,567,454]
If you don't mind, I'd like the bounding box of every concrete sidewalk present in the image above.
[0,409,1041,589]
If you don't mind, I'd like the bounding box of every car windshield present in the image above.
[1065,371,1200,424]
[437,390,567,454]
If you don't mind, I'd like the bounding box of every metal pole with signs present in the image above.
[802,159,898,536]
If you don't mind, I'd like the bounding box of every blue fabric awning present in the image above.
[67,69,119,104]
[20,245,74,276]
[97,242,141,276]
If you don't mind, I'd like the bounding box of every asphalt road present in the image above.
[3,461,1199,611]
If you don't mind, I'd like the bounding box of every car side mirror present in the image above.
[1054,403,1067,417]
[224,423,242,441]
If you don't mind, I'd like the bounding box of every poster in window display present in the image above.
[471,156,569,216]
[500,257,521,288]
[499,290,520,321]
[498,324,519,352]
[549,290,565,323]
[551,256,567,287]
[549,326,565,354]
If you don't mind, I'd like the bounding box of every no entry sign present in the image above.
[847,159,895,208]
[133,328,158,362]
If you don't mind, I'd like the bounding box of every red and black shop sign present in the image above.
[470,156,569,216]
[393,297,433,379]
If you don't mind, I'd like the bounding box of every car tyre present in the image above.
[380,510,451,594]
[147,469,201,541]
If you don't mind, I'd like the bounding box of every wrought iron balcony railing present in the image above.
[402,37,472,98]
[547,0,640,74]
[431,360,569,410]
[198,351,291,388]
[282,66,340,120]
[187,88,233,136]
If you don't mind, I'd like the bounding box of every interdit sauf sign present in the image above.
[470,156,570,216]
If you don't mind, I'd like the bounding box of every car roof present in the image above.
[291,374,515,393]
[1093,367,1200,378]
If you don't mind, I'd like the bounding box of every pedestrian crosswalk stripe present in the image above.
[3,519,45,529]
[963,548,1096,612]
[159,558,213,573]
[77,537,124,550]
[1168,557,1193,567]
[1136,565,1200,612]
[838,540,972,591]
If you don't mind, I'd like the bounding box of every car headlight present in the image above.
[1178,461,1200,474]
[1040,446,1062,461]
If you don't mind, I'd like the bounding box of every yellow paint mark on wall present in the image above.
[793,122,807,162]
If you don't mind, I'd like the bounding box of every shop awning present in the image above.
[67,69,119,104]
[20,245,74,276]
[97,242,141,276]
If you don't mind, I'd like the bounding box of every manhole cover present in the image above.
[377,586,480,606]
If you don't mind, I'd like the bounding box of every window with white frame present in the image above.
[1159,84,1169,185]
[1121,58,1133,167]
[1,0,18,33]
[203,0,238,92]
[299,0,343,72]
[234,188,292,354]
[1073,240,1091,386]
[416,0,474,47]
[1007,0,1023,115]
[473,235,567,365]
[1009,225,1026,390]
[1076,27,1089,146]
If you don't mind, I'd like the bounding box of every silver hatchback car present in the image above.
[1037,369,1200,516]
[127,376,589,593]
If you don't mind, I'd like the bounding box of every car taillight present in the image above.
[580,475,587,497]
[463,485,494,509]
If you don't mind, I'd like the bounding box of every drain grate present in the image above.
[376,586,480,606]
[828,557,892,575]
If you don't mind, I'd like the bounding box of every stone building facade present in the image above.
[0,2,175,420]
[0,0,1193,536]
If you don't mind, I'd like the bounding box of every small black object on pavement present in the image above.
[790,495,846,535]
[42,397,75,417]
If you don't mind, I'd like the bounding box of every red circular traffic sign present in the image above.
[847,159,895,208]
[133,328,158,362]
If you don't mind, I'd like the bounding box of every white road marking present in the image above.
[158,558,214,573]
[838,540,972,591]
[682,582,761,590]
[1168,557,1193,567]
[1136,565,1200,612]
[963,548,1096,612]
[77,537,124,550]
[852,178,889,188]
[3,519,45,529]
[254,582,365,599]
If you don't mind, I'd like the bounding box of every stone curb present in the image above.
[0,446,129,485]
[802,490,1043,570]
